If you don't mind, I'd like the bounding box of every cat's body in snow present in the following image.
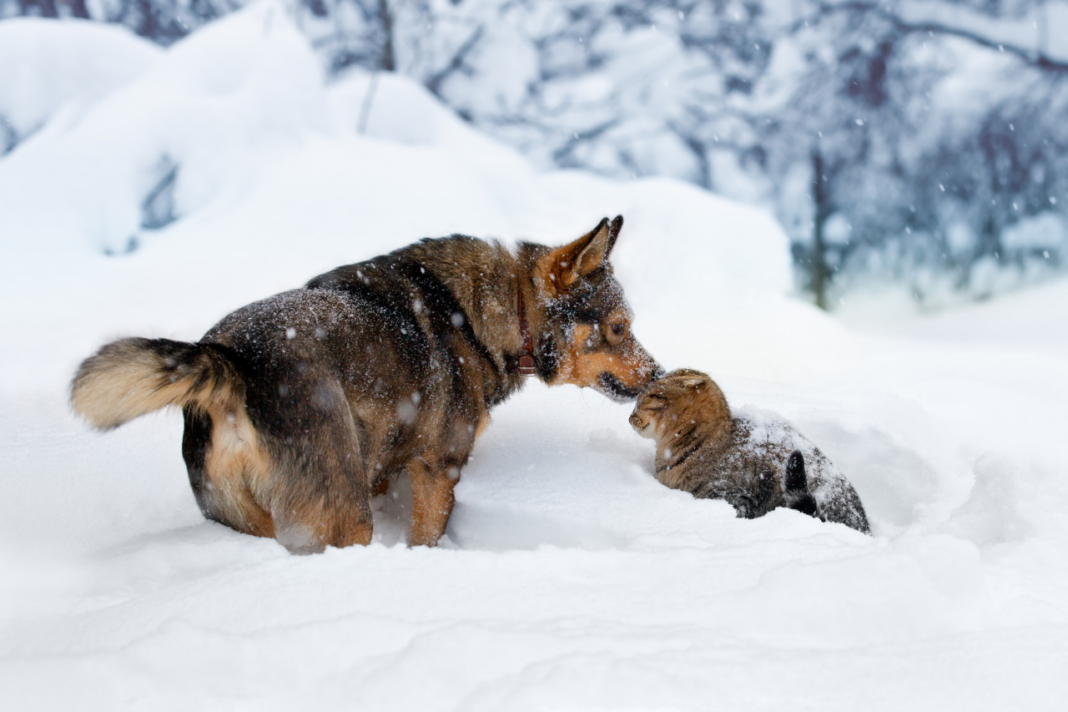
[629,369,870,533]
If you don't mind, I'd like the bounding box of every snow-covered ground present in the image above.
[2,5,1067,710]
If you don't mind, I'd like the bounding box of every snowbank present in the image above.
[1,4,1067,710]
[0,18,160,153]
[0,4,326,258]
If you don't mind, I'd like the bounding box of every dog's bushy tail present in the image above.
[71,338,243,430]
[784,450,820,518]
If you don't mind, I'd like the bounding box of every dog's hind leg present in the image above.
[267,382,374,554]
[182,406,277,539]
[270,446,374,554]
[408,457,459,547]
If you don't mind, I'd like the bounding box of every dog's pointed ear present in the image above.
[605,215,623,259]
[545,217,613,291]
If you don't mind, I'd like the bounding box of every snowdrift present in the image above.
[0,17,161,153]
[1,4,1067,710]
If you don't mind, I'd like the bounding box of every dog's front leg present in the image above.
[408,457,459,547]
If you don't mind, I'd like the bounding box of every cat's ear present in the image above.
[680,376,707,390]
[670,368,710,390]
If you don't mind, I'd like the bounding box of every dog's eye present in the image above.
[610,323,626,338]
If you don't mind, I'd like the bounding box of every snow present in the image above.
[0,18,160,152]
[2,4,1068,709]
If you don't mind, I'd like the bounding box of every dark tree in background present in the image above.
[1,0,233,42]
[770,0,1068,306]
[2,0,1066,309]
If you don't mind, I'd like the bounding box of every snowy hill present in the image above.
[2,4,1067,710]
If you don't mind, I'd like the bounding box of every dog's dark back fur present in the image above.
[71,218,661,552]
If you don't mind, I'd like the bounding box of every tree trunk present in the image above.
[377,0,395,71]
[810,148,831,310]
[136,0,160,40]
[68,0,90,18]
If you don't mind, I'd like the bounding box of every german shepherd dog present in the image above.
[71,217,661,553]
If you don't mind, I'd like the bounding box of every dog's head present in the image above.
[529,216,662,401]
[629,368,730,442]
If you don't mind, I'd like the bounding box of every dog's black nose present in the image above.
[650,365,667,382]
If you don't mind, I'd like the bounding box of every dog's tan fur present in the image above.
[71,339,240,430]
[199,402,276,538]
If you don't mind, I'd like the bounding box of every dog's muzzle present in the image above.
[599,373,645,402]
